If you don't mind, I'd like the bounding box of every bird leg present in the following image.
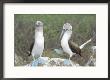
[40,54,42,58]
[69,57,74,66]
[33,57,36,61]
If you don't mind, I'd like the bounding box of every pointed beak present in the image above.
[60,29,66,40]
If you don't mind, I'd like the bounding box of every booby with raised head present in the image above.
[60,23,81,65]
[29,21,44,60]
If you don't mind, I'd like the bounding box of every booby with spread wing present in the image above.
[60,23,92,66]
[60,23,81,60]
[29,21,44,60]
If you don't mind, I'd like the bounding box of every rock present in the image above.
[26,57,79,67]
[91,46,96,54]
[84,46,96,66]
[85,56,96,66]
[26,57,49,66]
[53,49,63,55]
[48,58,73,66]
[63,59,72,66]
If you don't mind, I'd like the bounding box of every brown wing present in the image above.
[68,40,81,56]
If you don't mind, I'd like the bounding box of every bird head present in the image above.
[63,23,72,30]
[35,21,43,27]
[35,21,43,32]
[60,23,72,40]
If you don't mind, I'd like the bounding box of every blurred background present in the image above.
[14,14,96,66]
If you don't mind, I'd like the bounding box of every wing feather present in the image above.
[28,42,34,56]
[68,40,81,56]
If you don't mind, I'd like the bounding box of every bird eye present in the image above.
[37,22,40,25]
[65,29,67,31]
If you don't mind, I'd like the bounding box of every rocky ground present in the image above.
[15,46,96,67]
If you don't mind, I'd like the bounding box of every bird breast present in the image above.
[35,33,44,49]
[35,32,44,46]
[32,32,44,58]
[61,33,74,57]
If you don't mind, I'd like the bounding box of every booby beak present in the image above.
[60,29,67,40]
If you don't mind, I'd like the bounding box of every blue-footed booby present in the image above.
[60,23,80,66]
[60,23,93,66]
[60,23,82,56]
[29,21,44,60]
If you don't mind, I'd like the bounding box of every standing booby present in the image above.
[60,23,81,66]
[29,21,44,60]
[60,23,93,66]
